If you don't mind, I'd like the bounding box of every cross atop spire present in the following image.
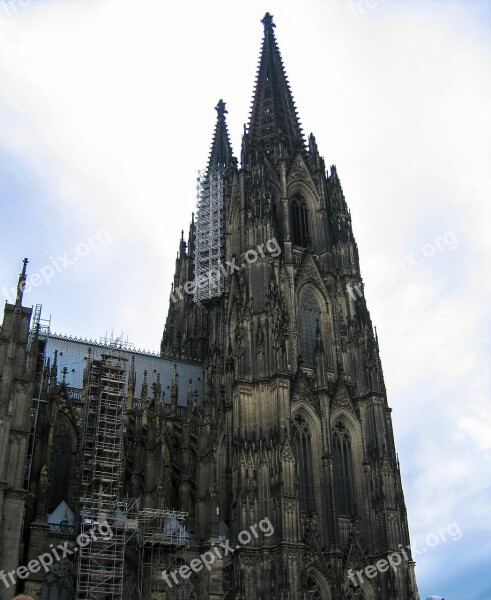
[244,13,304,162]
[207,99,233,173]
[261,12,275,31]
[215,99,227,119]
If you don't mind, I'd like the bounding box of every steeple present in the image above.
[244,13,305,162]
[207,99,233,172]
[193,101,232,304]
[16,258,28,306]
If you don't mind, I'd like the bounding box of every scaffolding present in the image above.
[25,304,51,489]
[76,351,128,599]
[137,507,190,599]
[194,165,225,302]
[75,347,192,599]
[27,303,50,379]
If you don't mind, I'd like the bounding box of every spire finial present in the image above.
[261,12,275,31]
[215,99,227,119]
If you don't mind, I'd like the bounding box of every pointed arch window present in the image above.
[346,581,365,599]
[293,413,315,513]
[306,576,323,599]
[300,290,322,366]
[271,198,278,230]
[48,417,74,512]
[291,195,310,247]
[332,421,354,516]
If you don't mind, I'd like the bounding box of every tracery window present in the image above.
[300,290,322,365]
[345,580,365,598]
[332,421,354,516]
[39,560,72,600]
[293,413,315,513]
[291,195,310,247]
[48,417,73,512]
[307,576,322,599]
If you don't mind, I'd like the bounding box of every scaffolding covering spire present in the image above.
[194,102,231,302]
[245,12,305,160]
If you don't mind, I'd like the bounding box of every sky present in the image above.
[0,0,490,597]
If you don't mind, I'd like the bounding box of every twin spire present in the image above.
[247,12,304,158]
[206,12,305,167]
[207,99,233,172]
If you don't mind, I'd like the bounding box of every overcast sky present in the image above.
[0,1,490,598]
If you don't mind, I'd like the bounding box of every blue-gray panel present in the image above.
[45,335,203,408]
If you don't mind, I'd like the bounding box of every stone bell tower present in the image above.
[162,12,419,600]
[0,260,38,600]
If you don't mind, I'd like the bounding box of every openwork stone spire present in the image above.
[207,99,233,173]
[245,12,305,161]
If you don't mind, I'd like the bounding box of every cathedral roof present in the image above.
[45,333,203,408]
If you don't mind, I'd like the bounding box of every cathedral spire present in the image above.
[207,99,233,173]
[245,13,304,161]
[15,258,28,306]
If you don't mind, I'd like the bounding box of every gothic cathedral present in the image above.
[0,12,419,600]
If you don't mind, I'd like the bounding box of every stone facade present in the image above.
[0,13,419,600]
